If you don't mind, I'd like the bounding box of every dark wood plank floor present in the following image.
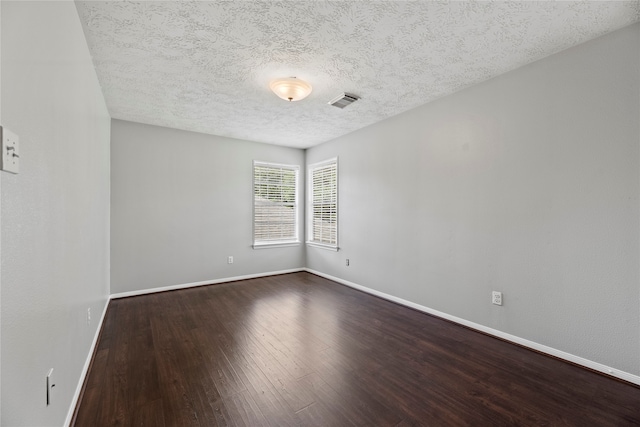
[72,272,640,426]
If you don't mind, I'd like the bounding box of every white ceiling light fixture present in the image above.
[269,77,312,102]
[76,1,640,148]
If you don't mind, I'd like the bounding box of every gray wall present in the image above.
[110,120,305,295]
[1,7,635,425]
[0,1,3,418]
[1,1,111,425]
[306,23,640,376]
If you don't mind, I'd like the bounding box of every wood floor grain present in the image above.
[72,272,640,426]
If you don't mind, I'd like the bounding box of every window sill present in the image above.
[253,241,300,249]
[306,242,339,251]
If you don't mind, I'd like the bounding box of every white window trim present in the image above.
[307,241,339,251]
[253,241,300,249]
[306,157,339,250]
[253,161,300,249]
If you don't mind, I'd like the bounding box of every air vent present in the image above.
[328,93,359,109]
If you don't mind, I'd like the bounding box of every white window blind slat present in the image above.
[253,162,299,246]
[309,159,338,247]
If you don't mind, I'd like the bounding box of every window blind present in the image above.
[309,160,337,247]
[253,162,299,246]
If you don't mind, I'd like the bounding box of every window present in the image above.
[253,161,299,248]
[308,158,338,250]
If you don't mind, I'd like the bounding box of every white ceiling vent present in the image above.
[328,93,359,109]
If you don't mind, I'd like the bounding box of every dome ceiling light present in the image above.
[269,77,312,102]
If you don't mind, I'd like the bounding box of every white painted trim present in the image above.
[306,241,339,251]
[65,268,305,425]
[304,268,640,386]
[110,268,305,299]
[253,242,300,249]
[66,266,639,426]
[64,298,110,427]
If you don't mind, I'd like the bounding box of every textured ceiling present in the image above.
[75,1,640,149]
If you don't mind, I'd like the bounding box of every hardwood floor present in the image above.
[72,272,640,426]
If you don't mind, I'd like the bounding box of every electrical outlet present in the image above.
[227,256,233,264]
[87,308,91,326]
[346,259,350,266]
[492,291,503,306]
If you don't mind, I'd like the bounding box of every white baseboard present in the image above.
[65,266,639,425]
[304,268,640,387]
[64,298,110,427]
[65,268,305,425]
[109,268,305,299]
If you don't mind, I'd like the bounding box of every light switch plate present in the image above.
[0,126,19,174]
[46,368,54,406]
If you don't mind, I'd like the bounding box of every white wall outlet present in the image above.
[227,256,233,264]
[0,126,20,174]
[87,308,91,326]
[346,259,350,266]
[492,291,503,306]
[46,368,55,406]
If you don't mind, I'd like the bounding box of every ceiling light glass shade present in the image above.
[269,77,312,102]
